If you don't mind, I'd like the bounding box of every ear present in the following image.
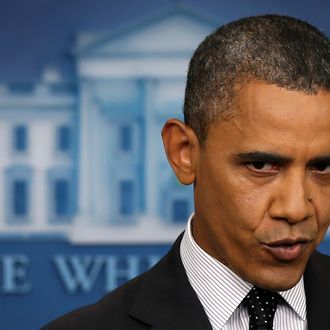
[161,119,199,185]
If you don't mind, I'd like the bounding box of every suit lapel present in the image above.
[128,233,213,330]
[304,250,330,330]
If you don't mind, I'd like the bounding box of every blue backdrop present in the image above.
[1,1,330,330]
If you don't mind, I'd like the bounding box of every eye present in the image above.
[311,162,330,174]
[246,161,278,172]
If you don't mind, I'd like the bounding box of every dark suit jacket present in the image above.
[42,233,330,330]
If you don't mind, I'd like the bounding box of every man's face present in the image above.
[193,82,330,291]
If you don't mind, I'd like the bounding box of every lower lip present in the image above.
[263,242,308,261]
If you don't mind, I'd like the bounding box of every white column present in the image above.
[32,119,52,229]
[33,168,46,229]
[0,165,5,229]
[77,81,94,224]
[0,120,7,228]
[91,101,107,225]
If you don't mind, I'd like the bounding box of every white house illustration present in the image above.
[0,6,217,243]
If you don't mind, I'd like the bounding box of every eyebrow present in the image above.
[232,151,330,166]
[308,156,330,166]
[232,151,292,165]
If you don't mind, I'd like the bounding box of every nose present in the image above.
[268,170,314,224]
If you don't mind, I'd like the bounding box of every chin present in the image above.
[261,280,299,292]
[252,268,304,292]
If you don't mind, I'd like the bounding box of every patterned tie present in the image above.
[244,286,281,330]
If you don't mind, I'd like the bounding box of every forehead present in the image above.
[237,82,330,119]
[238,82,330,134]
[206,82,330,157]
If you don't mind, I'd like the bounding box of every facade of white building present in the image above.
[0,7,216,243]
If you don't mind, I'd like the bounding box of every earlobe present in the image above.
[161,119,199,185]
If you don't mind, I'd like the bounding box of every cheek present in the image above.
[214,174,269,231]
[201,157,272,231]
[229,172,269,207]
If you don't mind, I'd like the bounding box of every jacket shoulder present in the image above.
[41,274,149,330]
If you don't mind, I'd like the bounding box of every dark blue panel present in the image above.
[13,180,28,216]
[0,239,171,330]
[120,181,134,215]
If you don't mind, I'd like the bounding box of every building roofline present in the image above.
[73,3,219,57]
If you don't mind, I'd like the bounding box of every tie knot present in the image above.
[244,286,281,330]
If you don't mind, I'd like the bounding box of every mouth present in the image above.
[262,238,311,261]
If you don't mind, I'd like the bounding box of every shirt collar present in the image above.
[279,279,307,321]
[180,214,307,327]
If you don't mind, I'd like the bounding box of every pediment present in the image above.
[76,7,217,57]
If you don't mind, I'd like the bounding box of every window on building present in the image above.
[47,168,74,223]
[54,179,69,216]
[12,179,28,216]
[57,126,71,152]
[9,82,34,94]
[172,199,188,223]
[120,180,134,215]
[13,125,28,152]
[5,165,32,223]
[119,125,133,152]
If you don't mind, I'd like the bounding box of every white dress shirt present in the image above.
[180,214,307,330]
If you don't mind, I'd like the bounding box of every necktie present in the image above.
[244,286,281,330]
